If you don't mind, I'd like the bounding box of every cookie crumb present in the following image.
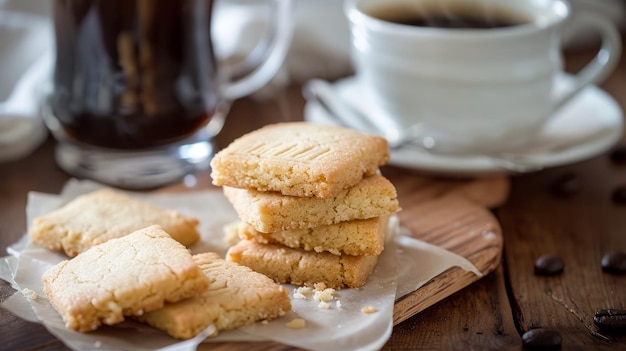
[314,282,327,291]
[313,288,336,303]
[361,305,377,314]
[295,286,341,310]
[286,318,306,329]
[293,286,313,299]
[21,288,37,300]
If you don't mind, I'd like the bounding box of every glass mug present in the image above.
[44,0,292,188]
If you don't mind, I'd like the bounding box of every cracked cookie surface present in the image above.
[29,188,200,257]
[42,225,209,332]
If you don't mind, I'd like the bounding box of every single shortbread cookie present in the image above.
[42,225,210,332]
[137,252,291,339]
[210,122,389,198]
[223,174,399,233]
[29,188,200,257]
[238,215,390,256]
[226,239,380,289]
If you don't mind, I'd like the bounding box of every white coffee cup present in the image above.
[345,0,622,153]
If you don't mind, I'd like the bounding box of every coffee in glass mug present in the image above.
[45,0,292,188]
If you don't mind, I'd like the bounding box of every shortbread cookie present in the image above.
[210,122,389,198]
[223,174,399,233]
[226,239,380,289]
[29,188,200,257]
[138,252,291,339]
[238,215,390,256]
[42,225,210,332]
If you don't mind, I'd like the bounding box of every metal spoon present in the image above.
[303,79,545,173]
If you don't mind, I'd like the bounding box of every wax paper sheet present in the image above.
[1,179,481,351]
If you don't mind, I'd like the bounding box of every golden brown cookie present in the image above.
[223,174,399,233]
[42,225,209,332]
[137,252,291,339]
[210,122,389,198]
[226,239,381,289]
[238,215,390,256]
[29,188,200,257]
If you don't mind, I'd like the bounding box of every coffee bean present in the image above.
[594,309,626,332]
[550,174,581,197]
[609,145,626,164]
[611,186,626,204]
[522,328,562,350]
[601,251,626,274]
[534,254,564,276]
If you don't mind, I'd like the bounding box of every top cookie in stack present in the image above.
[210,122,400,289]
[210,121,389,198]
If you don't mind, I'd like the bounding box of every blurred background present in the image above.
[0,0,624,162]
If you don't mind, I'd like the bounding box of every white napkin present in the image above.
[0,1,52,162]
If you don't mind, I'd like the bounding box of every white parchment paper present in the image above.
[1,179,482,351]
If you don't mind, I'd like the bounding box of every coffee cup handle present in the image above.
[220,0,294,100]
[553,12,622,111]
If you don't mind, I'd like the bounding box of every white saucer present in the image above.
[304,75,624,177]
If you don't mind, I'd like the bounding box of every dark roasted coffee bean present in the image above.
[522,328,562,350]
[594,309,626,331]
[611,186,626,204]
[534,254,564,276]
[550,174,581,197]
[601,251,626,274]
[609,145,626,164]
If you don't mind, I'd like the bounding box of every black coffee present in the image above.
[369,3,531,29]
[51,0,217,149]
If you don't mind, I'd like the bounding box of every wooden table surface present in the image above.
[2,40,625,350]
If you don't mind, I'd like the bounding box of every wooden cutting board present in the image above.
[386,172,508,325]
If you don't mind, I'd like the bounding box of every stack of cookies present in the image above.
[211,122,400,289]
